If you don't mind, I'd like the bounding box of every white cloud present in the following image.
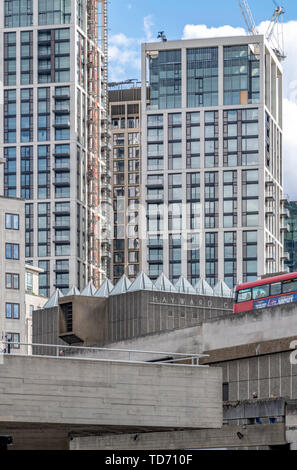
[182,21,297,199]
[144,14,154,42]
[108,33,141,82]
[183,24,246,39]
[108,15,157,82]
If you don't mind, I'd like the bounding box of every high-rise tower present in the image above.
[0,0,111,296]
[141,35,285,288]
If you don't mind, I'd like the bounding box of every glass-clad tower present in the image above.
[0,0,111,296]
[141,36,285,288]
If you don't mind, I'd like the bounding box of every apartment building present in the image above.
[109,85,142,283]
[0,195,26,354]
[140,35,285,288]
[0,0,110,296]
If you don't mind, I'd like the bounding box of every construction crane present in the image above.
[237,0,258,36]
[266,5,285,60]
[237,0,286,60]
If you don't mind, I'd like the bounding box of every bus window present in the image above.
[270,282,282,296]
[237,289,252,303]
[283,279,297,294]
[252,284,270,300]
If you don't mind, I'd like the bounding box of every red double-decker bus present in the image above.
[234,272,297,314]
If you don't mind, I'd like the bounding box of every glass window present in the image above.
[252,285,270,300]
[283,279,297,294]
[270,282,282,296]
[237,288,252,303]
[5,214,19,230]
[6,303,20,319]
[5,273,19,290]
[6,243,19,260]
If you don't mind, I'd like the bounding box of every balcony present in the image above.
[265,192,276,202]
[281,194,289,203]
[281,223,290,233]
[266,241,275,247]
[265,206,274,216]
[281,209,290,219]
[266,255,276,262]
[281,252,290,261]
[53,121,70,129]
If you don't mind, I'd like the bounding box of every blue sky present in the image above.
[108,0,297,198]
[108,0,297,81]
[109,0,297,41]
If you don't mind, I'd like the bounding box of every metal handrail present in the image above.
[0,341,209,367]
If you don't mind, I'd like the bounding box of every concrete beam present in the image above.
[0,355,222,432]
[70,424,286,450]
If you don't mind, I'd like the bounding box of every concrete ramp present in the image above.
[0,355,222,449]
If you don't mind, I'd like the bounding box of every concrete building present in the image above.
[0,353,222,450]
[0,195,26,354]
[140,35,285,288]
[109,84,142,283]
[33,272,234,347]
[0,0,111,297]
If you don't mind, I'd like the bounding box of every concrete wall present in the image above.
[0,355,222,430]
[33,289,233,347]
[108,290,232,343]
[89,302,297,359]
[70,424,286,450]
[59,295,108,345]
[202,303,297,352]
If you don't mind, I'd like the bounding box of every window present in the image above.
[148,50,181,110]
[5,273,19,290]
[39,0,71,25]
[4,33,17,86]
[187,48,218,107]
[26,272,33,293]
[5,0,33,27]
[224,45,260,105]
[5,214,19,230]
[237,288,252,303]
[283,279,297,294]
[6,333,20,349]
[6,243,19,260]
[252,285,270,300]
[223,383,229,402]
[6,303,20,319]
[271,282,282,296]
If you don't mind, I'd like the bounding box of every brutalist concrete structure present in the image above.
[33,272,233,347]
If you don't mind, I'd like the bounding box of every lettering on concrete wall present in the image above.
[149,296,231,311]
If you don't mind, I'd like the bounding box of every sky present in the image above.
[108,0,297,198]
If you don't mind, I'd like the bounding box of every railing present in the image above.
[0,342,209,367]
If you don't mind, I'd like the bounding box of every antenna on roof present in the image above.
[157,31,167,42]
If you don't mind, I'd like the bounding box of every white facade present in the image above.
[0,195,26,354]
[141,35,284,288]
[0,0,110,297]
[25,264,47,354]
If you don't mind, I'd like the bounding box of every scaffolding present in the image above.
[98,0,112,281]
[85,0,111,287]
